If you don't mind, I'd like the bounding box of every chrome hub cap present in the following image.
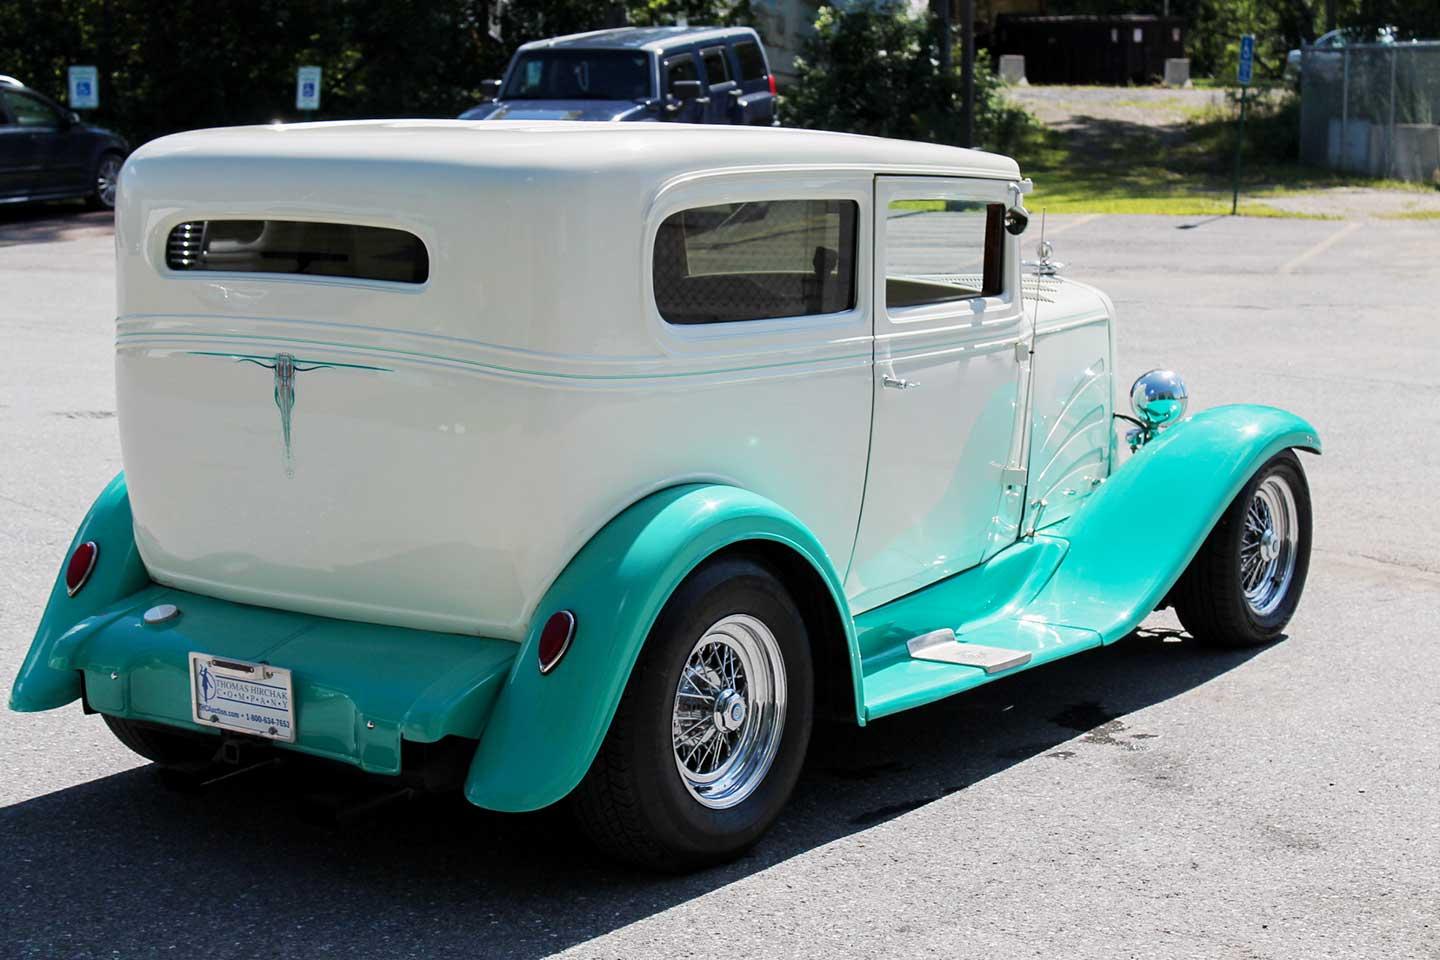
[672,613,787,810]
[1241,474,1299,616]
[96,156,121,208]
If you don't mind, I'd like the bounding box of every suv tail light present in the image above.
[768,74,777,97]
[66,541,99,596]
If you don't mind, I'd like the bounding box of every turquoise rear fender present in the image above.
[463,484,858,813]
[10,473,150,712]
[1027,403,1321,642]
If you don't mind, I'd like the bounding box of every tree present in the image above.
[783,3,1032,151]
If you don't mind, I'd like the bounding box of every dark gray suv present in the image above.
[460,26,778,126]
[0,75,129,210]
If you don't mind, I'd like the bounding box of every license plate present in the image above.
[189,652,295,742]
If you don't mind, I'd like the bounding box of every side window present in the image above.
[654,199,858,325]
[1,90,61,128]
[734,41,768,82]
[884,200,1005,309]
[666,55,698,93]
[701,47,730,86]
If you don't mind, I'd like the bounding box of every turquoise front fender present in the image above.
[1027,403,1321,642]
[464,484,857,813]
[10,473,150,713]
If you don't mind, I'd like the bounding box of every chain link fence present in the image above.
[1299,42,1440,184]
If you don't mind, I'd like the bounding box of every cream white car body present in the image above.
[114,121,1117,641]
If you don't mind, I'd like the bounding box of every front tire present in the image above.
[1173,451,1313,646]
[572,556,814,871]
[86,151,123,210]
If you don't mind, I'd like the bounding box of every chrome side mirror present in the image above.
[1006,180,1031,235]
[1130,369,1188,430]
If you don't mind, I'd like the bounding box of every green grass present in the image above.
[1005,88,1427,218]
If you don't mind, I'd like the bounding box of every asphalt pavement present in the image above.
[2,203,1437,959]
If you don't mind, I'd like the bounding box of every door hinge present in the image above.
[1014,341,1031,364]
[1002,466,1028,489]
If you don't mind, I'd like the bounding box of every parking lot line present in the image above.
[1278,221,1362,275]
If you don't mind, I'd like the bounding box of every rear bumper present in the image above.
[38,584,517,774]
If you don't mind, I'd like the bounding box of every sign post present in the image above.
[296,66,322,112]
[1230,35,1254,215]
[68,65,99,110]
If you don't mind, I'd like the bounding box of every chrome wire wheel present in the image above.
[95,154,122,208]
[1240,473,1300,616]
[672,613,787,810]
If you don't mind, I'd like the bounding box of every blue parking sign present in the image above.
[296,66,322,111]
[68,65,99,109]
[1237,35,1255,86]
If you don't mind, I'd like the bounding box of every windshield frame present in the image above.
[502,49,657,102]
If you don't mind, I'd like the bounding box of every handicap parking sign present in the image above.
[68,65,99,109]
[296,66,322,111]
[1237,35,1255,86]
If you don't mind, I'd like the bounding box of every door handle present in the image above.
[882,376,919,390]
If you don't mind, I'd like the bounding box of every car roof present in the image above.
[515,26,759,54]
[0,74,24,88]
[130,120,1022,183]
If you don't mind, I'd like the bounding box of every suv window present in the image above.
[884,200,1005,309]
[665,54,698,92]
[734,41,768,81]
[504,50,652,101]
[1,90,61,128]
[654,199,858,324]
[701,47,730,85]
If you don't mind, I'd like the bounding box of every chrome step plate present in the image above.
[906,629,1033,675]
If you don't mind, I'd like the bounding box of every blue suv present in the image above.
[459,26,778,125]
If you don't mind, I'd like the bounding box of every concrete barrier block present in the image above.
[998,55,1027,86]
[1163,58,1191,88]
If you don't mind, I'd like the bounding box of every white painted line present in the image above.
[1278,221,1361,275]
[1047,213,1102,237]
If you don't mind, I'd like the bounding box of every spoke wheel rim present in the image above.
[97,157,121,207]
[1240,473,1299,616]
[671,613,787,810]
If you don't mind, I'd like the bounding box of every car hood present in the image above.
[458,99,648,122]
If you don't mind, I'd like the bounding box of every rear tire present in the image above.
[1173,451,1312,647]
[102,714,218,767]
[572,556,814,871]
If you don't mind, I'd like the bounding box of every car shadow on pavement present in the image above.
[1,627,1266,959]
[0,203,112,246]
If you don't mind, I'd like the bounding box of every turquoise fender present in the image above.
[1027,403,1321,642]
[463,483,857,813]
[10,473,150,712]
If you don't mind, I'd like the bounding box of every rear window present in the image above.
[653,199,858,325]
[164,220,429,284]
[734,41,767,81]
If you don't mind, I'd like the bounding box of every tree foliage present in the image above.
[1043,0,1440,78]
[0,0,750,146]
[783,3,1033,152]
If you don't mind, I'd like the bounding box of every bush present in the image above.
[782,2,1035,154]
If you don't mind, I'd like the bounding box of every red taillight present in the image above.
[66,541,99,596]
[538,610,576,675]
[768,74,777,97]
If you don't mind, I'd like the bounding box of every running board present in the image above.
[905,629,1032,674]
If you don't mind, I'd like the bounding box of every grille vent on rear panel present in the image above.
[165,221,206,269]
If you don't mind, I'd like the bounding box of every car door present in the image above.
[0,91,42,198]
[730,38,776,125]
[699,45,740,123]
[844,176,1028,613]
[662,52,704,124]
[0,89,77,195]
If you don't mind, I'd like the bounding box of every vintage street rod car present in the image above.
[11,122,1319,869]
